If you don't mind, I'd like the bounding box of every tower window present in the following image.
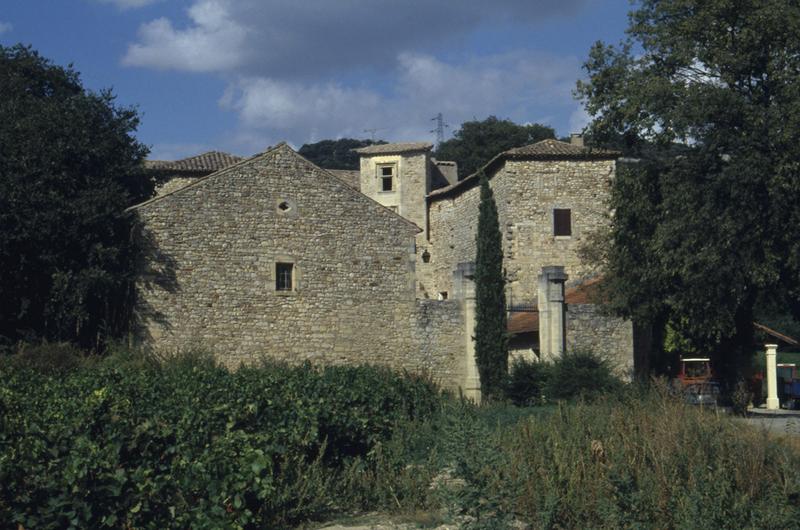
[554,209,572,237]
[379,164,395,192]
[276,262,294,291]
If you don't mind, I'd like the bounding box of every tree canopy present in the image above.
[298,138,386,170]
[576,1,800,367]
[0,44,152,349]
[434,117,556,179]
[474,172,508,401]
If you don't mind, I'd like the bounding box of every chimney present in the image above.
[570,133,584,147]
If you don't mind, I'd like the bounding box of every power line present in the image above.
[363,128,386,141]
[430,113,449,146]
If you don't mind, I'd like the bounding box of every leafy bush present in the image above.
[545,350,621,401]
[0,356,443,528]
[507,357,551,406]
[1,340,87,374]
[506,351,620,405]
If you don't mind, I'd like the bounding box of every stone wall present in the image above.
[494,159,614,303]
[358,151,430,231]
[154,174,204,196]
[566,304,634,378]
[412,299,466,389]
[134,144,426,368]
[422,184,480,299]
[424,158,615,303]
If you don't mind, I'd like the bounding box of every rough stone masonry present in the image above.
[132,138,638,394]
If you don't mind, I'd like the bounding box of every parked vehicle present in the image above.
[683,382,721,406]
[675,357,719,406]
[778,363,800,408]
[677,357,714,385]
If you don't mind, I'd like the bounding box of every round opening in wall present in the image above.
[278,201,291,212]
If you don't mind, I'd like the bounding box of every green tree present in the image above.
[576,1,800,374]
[474,172,508,401]
[0,44,151,349]
[298,138,386,170]
[434,117,555,179]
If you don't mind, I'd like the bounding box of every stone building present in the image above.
[132,137,638,397]
[145,151,243,195]
[132,143,468,388]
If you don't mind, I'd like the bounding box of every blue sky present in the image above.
[1,1,633,160]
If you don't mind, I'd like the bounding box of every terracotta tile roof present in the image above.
[354,142,433,155]
[327,169,361,190]
[507,277,604,335]
[145,151,244,173]
[504,139,620,160]
[428,139,621,200]
[508,311,539,335]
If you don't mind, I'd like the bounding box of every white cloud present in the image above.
[219,51,583,149]
[97,0,161,9]
[122,0,247,72]
[122,0,589,76]
[121,0,593,151]
[0,21,12,34]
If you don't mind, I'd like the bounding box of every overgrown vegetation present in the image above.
[2,352,798,528]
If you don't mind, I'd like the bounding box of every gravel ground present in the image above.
[741,412,800,436]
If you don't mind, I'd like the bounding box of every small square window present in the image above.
[276,262,294,291]
[554,209,572,236]
[378,164,395,192]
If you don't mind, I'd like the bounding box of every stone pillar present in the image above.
[453,262,481,402]
[765,343,779,410]
[537,266,568,362]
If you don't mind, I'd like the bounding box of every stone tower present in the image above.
[354,142,433,233]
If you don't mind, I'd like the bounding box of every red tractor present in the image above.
[676,357,720,406]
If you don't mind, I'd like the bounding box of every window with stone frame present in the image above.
[275,262,294,291]
[378,164,396,192]
[553,208,572,237]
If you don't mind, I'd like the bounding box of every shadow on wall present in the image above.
[129,219,179,342]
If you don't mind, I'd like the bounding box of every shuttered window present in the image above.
[554,209,572,236]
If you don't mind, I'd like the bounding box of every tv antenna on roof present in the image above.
[430,113,449,147]
[363,128,386,141]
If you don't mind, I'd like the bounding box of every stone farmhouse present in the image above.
[130,137,640,399]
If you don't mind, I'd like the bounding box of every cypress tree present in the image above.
[474,171,508,401]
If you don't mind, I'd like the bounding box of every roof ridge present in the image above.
[290,147,422,234]
[428,139,620,201]
[128,144,283,211]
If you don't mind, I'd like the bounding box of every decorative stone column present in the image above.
[452,261,481,403]
[765,343,779,410]
[537,266,568,362]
